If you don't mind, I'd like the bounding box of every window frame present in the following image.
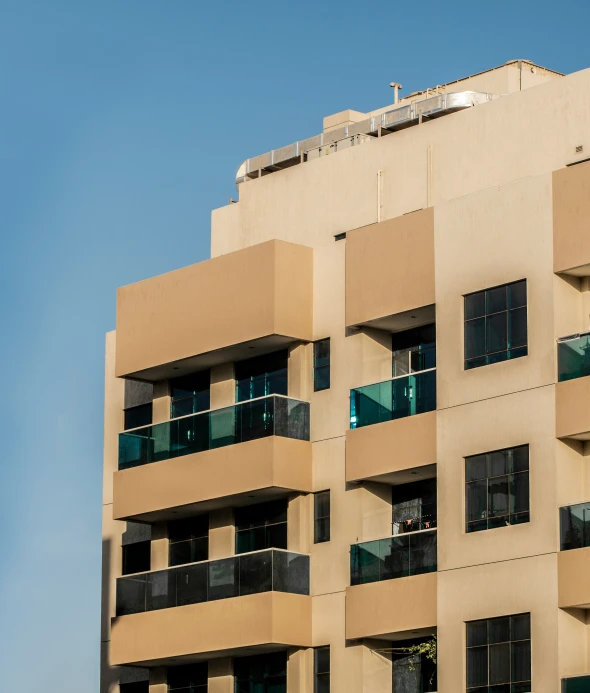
[463,279,528,370]
[314,645,330,693]
[313,339,331,392]
[314,491,331,544]
[466,613,531,692]
[464,445,530,534]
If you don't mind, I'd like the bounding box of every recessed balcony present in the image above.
[111,549,311,666]
[115,239,313,381]
[113,396,312,522]
[562,675,590,693]
[350,370,436,430]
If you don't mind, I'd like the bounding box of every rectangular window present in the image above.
[120,683,149,693]
[122,541,151,575]
[235,499,288,554]
[464,280,527,370]
[124,403,153,431]
[465,445,529,533]
[314,646,330,693]
[314,339,331,391]
[235,350,288,403]
[392,323,436,377]
[392,478,437,535]
[466,614,531,692]
[234,651,287,693]
[170,371,210,419]
[168,663,208,692]
[168,515,209,566]
[314,491,330,544]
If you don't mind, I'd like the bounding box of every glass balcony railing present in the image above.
[350,370,436,429]
[558,333,590,382]
[118,395,310,470]
[560,502,590,551]
[116,548,310,616]
[350,529,437,586]
[562,676,590,693]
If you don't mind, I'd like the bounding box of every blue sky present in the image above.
[0,0,588,689]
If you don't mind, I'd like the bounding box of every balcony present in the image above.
[111,550,312,666]
[345,209,435,331]
[117,548,309,615]
[562,676,590,693]
[346,571,437,640]
[114,396,311,522]
[553,160,590,276]
[350,370,436,430]
[119,395,309,470]
[115,239,313,381]
[350,530,437,586]
[558,334,590,382]
[559,504,590,608]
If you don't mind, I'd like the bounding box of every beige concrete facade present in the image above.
[102,61,590,692]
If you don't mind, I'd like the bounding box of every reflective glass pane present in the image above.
[489,643,510,684]
[381,536,410,580]
[467,646,488,688]
[511,446,529,473]
[558,335,590,382]
[508,308,527,349]
[175,563,207,607]
[116,575,146,615]
[487,313,508,354]
[467,620,488,647]
[314,491,330,519]
[314,517,330,544]
[168,540,192,567]
[273,551,310,595]
[489,450,509,478]
[487,285,507,314]
[350,541,381,585]
[208,557,237,601]
[466,455,487,481]
[488,476,509,518]
[266,522,288,550]
[467,480,487,523]
[465,292,486,320]
[489,617,510,644]
[508,281,526,309]
[146,570,174,611]
[239,550,272,596]
[465,318,486,360]
[511,614,530,641]
[511,641,531,683]
[510,472,529,514]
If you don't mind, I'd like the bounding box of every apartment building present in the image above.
[101,59,590,693]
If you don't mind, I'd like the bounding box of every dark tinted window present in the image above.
[391,637,437,692]
[235,499,288,554]
[314,340,330,391]
[234,652,287,693]
[392,478,437,534]
[314,646,330,693]
[170,371,210,418]
[168,662,207,691]
[466,614,530,692]
[235,351,288,403]
[121,683,149,693]
[464,280,527,370]
[465,445,529,533]
[124,403,153,431]
[122,541,151,575]
[314,491,330,544]
[169,515,209,566]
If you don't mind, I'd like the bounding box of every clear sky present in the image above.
[0,0,588,689]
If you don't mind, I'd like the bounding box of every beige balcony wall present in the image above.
[115,240,313,380]
[553,160,590,276]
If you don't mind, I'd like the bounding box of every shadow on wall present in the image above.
[101,537,149,692]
